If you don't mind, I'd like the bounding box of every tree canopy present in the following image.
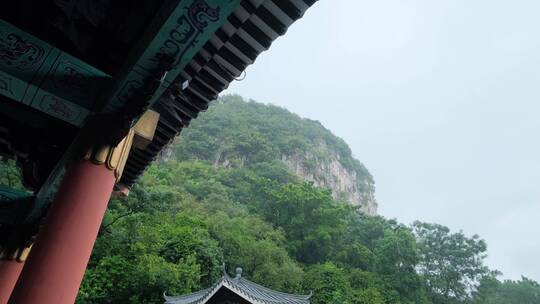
[0,95,536,304]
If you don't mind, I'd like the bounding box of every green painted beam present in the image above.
[0,20,112,126]
[104,0,241,114]
[1,0,240,127]
[0,185,33,225]
[23,0,241,224]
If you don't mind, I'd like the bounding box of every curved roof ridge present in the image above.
[165,273,310,304]
[164,276,225,304]
[221,276,310,304]
[231,277,312,299]
[163,287,211,301]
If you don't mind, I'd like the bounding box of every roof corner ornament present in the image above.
[221,262,227,275]
[235,267,242,279]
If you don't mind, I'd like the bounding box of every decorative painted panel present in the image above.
[105,0,241,113]
[0,20,111,126]
[0,70,27,102]
[31,93,89,125]
[0,27,51,83]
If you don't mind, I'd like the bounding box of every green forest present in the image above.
[1,95,539,304]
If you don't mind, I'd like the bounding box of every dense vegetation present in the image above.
[171,94,375,197]
[77,160,429,303]
[1,96,538,304]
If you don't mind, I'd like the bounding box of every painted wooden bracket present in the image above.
[132,110,160,149]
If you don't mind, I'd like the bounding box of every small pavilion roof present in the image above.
[164,268,311,304]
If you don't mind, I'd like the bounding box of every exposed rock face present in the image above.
[281,150,377,215]
[168,96,379,215]
[164,138,378,214]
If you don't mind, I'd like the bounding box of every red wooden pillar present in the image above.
[0,260,23,304]
[8,160,116,304]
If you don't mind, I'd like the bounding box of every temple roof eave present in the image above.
[164,273,311,304]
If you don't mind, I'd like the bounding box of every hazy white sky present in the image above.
[225,0,540,281]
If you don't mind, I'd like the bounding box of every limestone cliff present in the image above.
[169,95,378,215]
[280,151,377,215]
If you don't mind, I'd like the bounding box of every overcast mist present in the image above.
[225,0,540,281]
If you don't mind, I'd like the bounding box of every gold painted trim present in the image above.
[0,244,32,263]
[132,109,160,149]
[83,130,135,181]
[93,145,110,165]
[17,245,32,262]
[83,110,158,182]
[107,130,135,180]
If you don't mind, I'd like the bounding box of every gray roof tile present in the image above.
[164,272,311,304]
